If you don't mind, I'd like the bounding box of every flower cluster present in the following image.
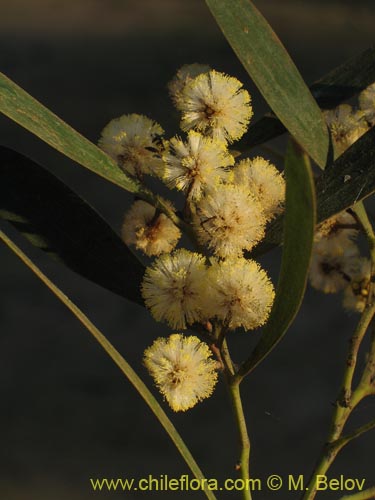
[99,64,283,411]
[309,211,370,312]
[324,81,375,158]
[312,81,375,311]
[144,334,218,412]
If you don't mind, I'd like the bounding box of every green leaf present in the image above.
[0,72,186,232]
[239,46,375,151]
[0,146,145,306]
[310,45,375,109]
[0,72,143,193]
[253,125,375,256]
[239,140,316,377]
[206,0,329,168]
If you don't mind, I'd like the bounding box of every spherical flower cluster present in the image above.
[168,63,211,106]
[162,130,234,201]
[122,200,181,256]
[232,157,285,220]
[175,70,253,143]
[205,258,275,330]
[144,333,218,412]
[359,82,375,127]
[309,246,355,294]
[141,249,208,329]
[314,211,358,256]
[309,211,371,313]
[99,114,164,178]
[324,104,368,157]
[193,183,266,258]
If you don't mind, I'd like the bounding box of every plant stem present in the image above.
[227,379,252,500]
[339,486,375,500]
[302,202,375,500]
[302,298,375,500]
[0,228,218,500]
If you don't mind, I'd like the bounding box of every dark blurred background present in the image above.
[1,1,375,499]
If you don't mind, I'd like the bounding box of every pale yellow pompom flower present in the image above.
[144,334,218,412]
[324,104,368,157]
[121,200,181,257]
[98,114,164,178]
[193,183,266,258]
[359,82,375,126]
[141,249,208,329]
[163,130,234,201]
[314,211,358,257]
[204,258,275,331]
[177,70,253,143]
[232,157,285,221]
[168,63,211,106]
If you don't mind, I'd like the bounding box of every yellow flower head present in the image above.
[359,82,375,127]
[177,70,253,143]
[121,200,181,257]
[163,130,234,201]
[324,104,368,157]
[232,157,285,221]
[168,63,211,106]
[144,333,218,412]
[141,249,207,329]
[204,257,275,331]
[193,183,266,258]
[99,114,164,178]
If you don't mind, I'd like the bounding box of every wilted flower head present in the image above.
[232,157,285,220]
[141,249,207,329]
[204,257,275,331]
[144,334,218,412]
[177,70,253,143]
[121,200,181,256]
[359,82,375,127]
[193,183,266,258]
[324,104,368,157]
[343,257,371,313]
[168,63,211,106]
[309,242,359,294]
[99,114,164,178]
[162,130,234,201]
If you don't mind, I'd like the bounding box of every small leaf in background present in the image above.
[206,0,329,168]
[239,139,316,377]
[0,146,145,306]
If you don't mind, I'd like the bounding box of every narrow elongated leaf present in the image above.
[0,73,185,231]
[206,0,329,168]
[0,146,144,305]
[0,72,141,193]
[240,46,375,150]
[310,45,375,108]
[253,125,375,256]
[239,140,316,377]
